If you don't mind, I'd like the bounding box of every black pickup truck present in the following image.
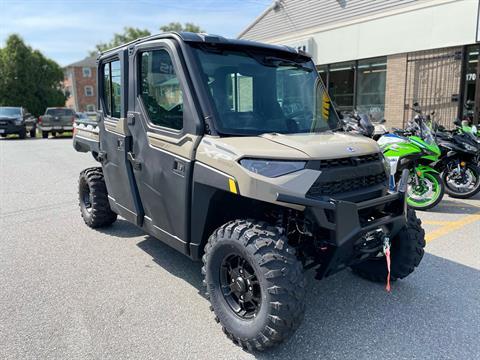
[0,106,37,139]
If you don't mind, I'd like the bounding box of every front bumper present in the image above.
[38,125,73,131]
[0,123,23,134]
[277,169,409,278]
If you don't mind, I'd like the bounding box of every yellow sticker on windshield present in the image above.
[322,91,330,119]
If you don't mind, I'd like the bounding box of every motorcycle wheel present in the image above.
[442,163,480,199]
[407,172,444,211]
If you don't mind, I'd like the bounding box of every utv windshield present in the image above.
[0,107,21,117]
[192,46,339,135]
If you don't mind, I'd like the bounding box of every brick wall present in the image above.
[384,53,407,129]
[403,47,462,128]
[63,69,75,109]
[73,66,97,112]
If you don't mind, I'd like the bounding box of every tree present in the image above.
[92,27,151,54]
[160,22,204,33]
[91,23,205,55]
[0,34,65,117]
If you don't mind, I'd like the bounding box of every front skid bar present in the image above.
[277,169,409,278]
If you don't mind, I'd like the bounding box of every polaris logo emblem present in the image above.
[346,147,355,153]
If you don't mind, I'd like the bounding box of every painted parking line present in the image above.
[422,220,455,225]
[425,213,480,243]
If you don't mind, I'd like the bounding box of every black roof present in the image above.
[98,32,308,59]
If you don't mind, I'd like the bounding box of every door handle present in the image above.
[173,159,186,176]
[127,152,142,171]
[127,112,135,125]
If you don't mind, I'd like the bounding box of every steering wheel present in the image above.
[274,110,305,133]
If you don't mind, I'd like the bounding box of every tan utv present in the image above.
[73,32,425,351]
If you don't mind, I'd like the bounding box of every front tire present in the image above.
[351,209,425,282]
[407,172,444,211]
[29,127,36,138]
[202,220,305,351]
[18,128,26,139]
[78,167,117,228]
[42,131,48,139]
[442,163,480,199]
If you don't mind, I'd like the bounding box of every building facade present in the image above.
[239,0,480,128]
[64,56,97,112]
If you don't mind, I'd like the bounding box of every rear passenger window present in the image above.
[102,60,121,118]
[140,49,183,130]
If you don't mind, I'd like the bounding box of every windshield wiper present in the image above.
[262,56,313,72]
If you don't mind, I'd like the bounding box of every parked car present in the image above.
[75,112,98,132]
[76,112,88,120]
[38,107,75,138]
[0,106,37,139]
[85,111,98,121]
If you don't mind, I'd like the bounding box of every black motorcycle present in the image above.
[434,125,480,199]
[341,111,375,137]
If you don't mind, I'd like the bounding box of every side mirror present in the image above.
[379,118,386,124]
[453,119,461,126]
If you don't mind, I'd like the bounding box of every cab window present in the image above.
[102,60,121,118]
[140,49,183,130]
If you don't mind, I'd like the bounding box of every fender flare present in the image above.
[415,164,439,175]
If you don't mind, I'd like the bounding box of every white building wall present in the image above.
[244,0,479,65]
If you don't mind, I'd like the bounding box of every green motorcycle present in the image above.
[378,117,444,211]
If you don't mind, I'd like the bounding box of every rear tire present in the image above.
[42,131,48,139]
[78,167,117,228]
[351,209,425,282]
[202,220,305,351]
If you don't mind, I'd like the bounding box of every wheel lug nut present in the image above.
[249,286,252,291]
[240,295,243,300]
[239,269,243,274]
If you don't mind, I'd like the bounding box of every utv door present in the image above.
[127,40,201,254]
[98,53,142,224]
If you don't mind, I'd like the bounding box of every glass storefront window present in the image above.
[356,57,387,122]
[328,61,355,112]
[463,45,478,121]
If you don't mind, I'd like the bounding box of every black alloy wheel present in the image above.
[220,253,261,319]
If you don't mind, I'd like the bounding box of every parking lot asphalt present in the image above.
[1,137,479,360]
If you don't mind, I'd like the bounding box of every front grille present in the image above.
[307,173,387,198]
[316,153,381,169]
[307,152,387,201]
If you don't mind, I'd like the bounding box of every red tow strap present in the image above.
[383,237,391,292]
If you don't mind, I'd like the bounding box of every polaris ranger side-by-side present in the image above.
[73,32,425,351]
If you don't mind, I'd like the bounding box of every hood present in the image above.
[0,116,18,121]
[260,132,380,158]
[198,132,380,162]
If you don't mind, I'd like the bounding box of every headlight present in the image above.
[240,158,306,177]
[14,118,23,126]
[464,143,478,152]
[380,153,391,176]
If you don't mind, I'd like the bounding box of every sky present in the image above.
[0,0,270,66]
